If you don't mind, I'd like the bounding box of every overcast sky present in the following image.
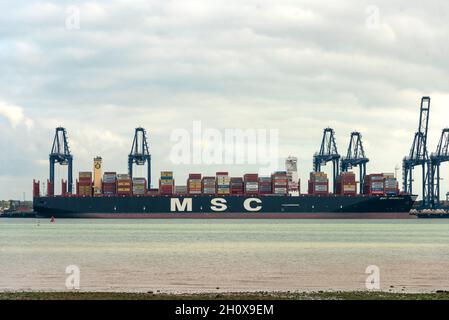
[1,0,448,200]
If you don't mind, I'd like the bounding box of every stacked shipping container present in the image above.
[160,171,174,195]
[308,172,329,195]
[187,174,202,195]
[364,174,385,195]
[78,172,93,196]
[230,177,244,195]
[102,172,117,195]
[336,172,357,196]
[202,177,216,195]
[70,166,401,197]
[216,172,230,195]
[383,173,398,195]
[132,177,147,195]
[175,186,188,195]
[244,174,259,195]
[117,174,132,196]
[258,177,272,195]
[272,171,288,195]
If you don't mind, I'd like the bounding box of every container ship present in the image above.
[34,194,416,219]
[33,95,449,219]
[33,157,416,219]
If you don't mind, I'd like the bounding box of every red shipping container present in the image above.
[102,182,117,195]
[244,174,258,182]
[336,173,356,195]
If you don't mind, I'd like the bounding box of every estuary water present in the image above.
[1,218,448,293]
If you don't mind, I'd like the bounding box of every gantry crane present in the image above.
[430,128,449,208]
[314,128,340,193]
[49,127,73,195]
[402,97,432,207]
[128,127,151,190]
[341,132,369,194]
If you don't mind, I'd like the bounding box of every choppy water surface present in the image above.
[1,218,448,292]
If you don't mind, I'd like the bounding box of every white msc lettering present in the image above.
[244,198,262,212]
[211,198,228,212]
[171,198,193,212]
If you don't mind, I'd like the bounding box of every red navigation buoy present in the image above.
[50,216,55,223]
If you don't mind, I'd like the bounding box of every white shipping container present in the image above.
[315,185,328,192]
[274,189,287,194]
[245,183,258,187]
[274,182,288,186]
[371,182,384,188]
